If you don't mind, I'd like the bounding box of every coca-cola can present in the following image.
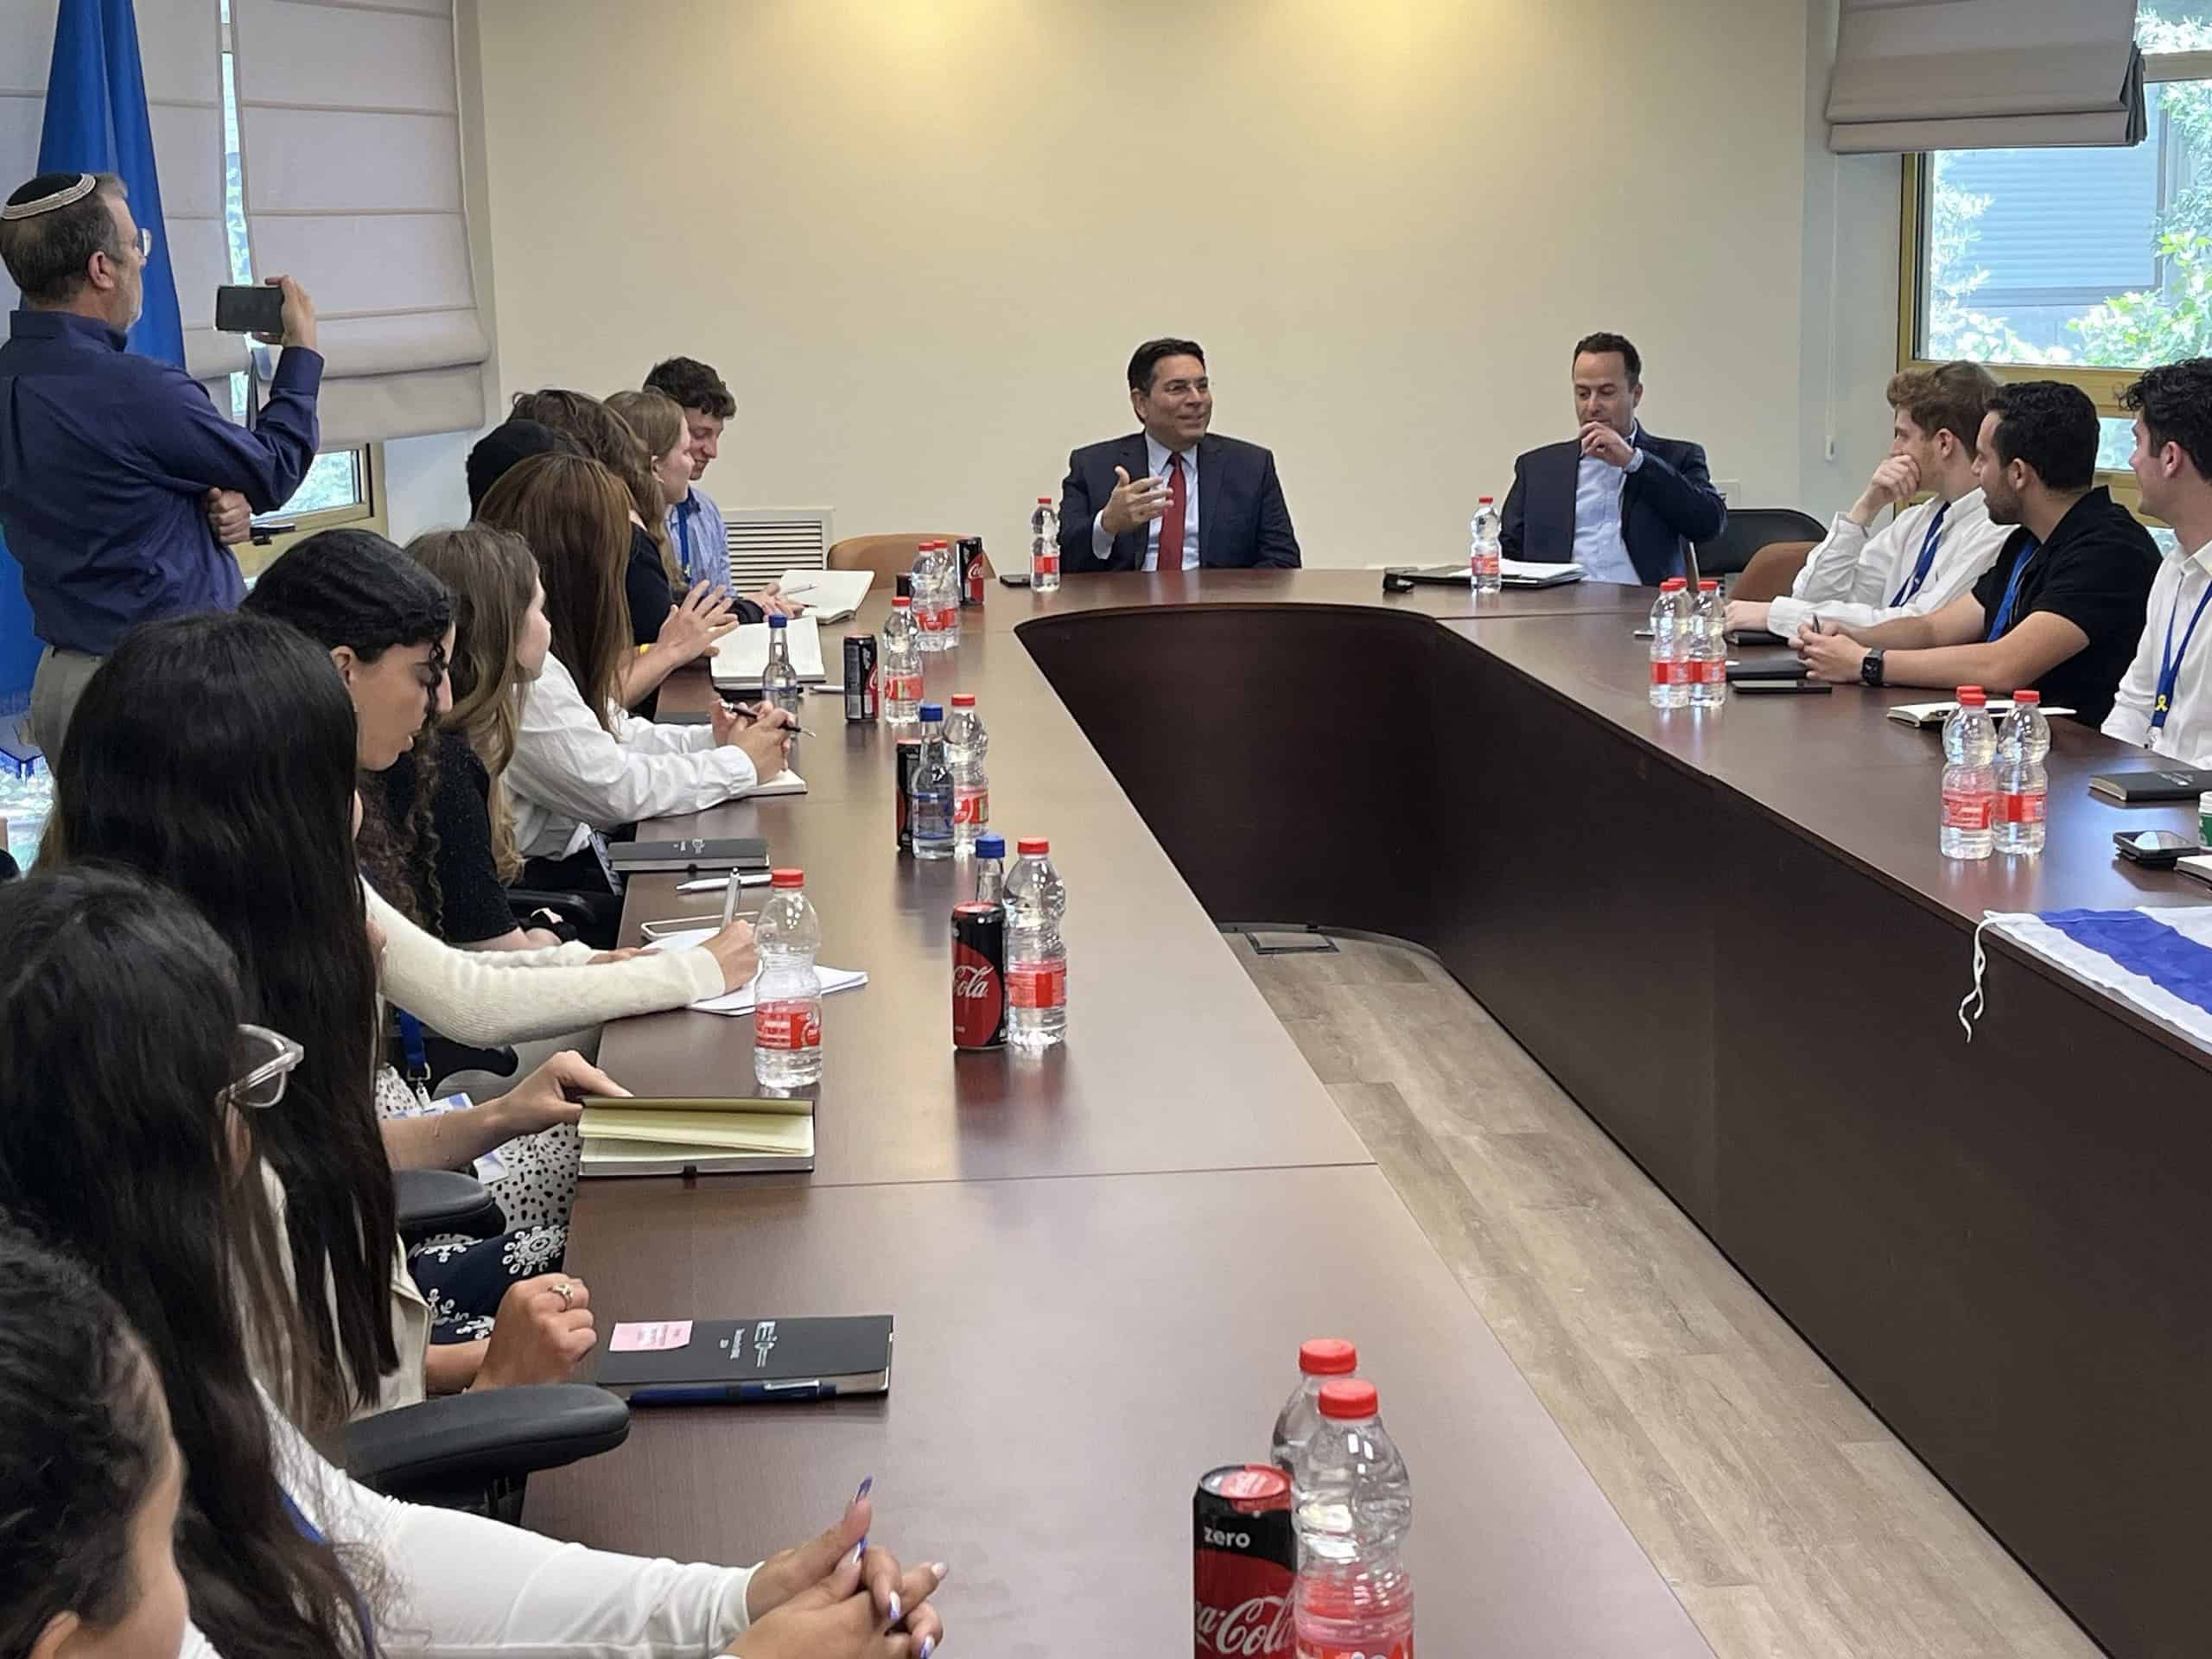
[958,536,988,607]
[1194,1464,1294,1658]
[950,901,1007,1050]
[894,737,921,855]
[843,632,879,722]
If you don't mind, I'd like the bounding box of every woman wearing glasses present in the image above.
[0,868,947,1659]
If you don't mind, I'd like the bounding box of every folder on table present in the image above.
[578,1095,815,1177]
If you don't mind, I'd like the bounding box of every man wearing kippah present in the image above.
[0,171,324,763]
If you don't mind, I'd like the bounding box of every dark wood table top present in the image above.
[531,1164,1714,1659]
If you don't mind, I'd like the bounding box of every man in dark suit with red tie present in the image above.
[1057,338,1300,574]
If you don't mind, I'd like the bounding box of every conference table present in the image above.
[527,568,2209,1659]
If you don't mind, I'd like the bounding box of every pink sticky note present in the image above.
[609,1320,694,1353]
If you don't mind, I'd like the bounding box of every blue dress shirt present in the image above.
[1091,432,1201,570]
[665,484,732,592]
[1572,423,1646,585]
[0,310,324,655]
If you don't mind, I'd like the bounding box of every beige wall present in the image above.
[468,0,1883,565]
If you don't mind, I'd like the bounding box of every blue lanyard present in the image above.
[1889,500,1950,607]
[395,1007,429,1087]
[2151,574,2212,734]
[673,498,696,583]
[1985,537,2041,641]
[281,1491,378,1654]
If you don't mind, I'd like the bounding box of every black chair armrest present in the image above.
[393,1168,504,1243]
[421,1033,520,1097]
[344,1385,631,1497]
[507,887,602,933]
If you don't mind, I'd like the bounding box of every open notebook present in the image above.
[713,616,827,684]
[779,569,873,623]
[1885,698,2076,728]
[579,1095,814,1177]
[645,926,868,1014]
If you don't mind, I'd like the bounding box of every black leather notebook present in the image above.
[2088,766,2212,803]
[594,1314,894,1404]
[607,836,770,874]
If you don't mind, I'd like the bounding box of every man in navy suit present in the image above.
[1499,332,1726,585]
[1058,338,1300,573]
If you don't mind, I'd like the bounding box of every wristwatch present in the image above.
[1859,648,1885,688]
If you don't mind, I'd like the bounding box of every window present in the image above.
[1901,3,2212,509]
[216,0,379,562]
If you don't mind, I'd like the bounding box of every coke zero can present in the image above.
[894,736,921,855]
[843,632,879,722]
[950,901,1007,1050]
[1194,1464,1295,1657]
[958,536,988,607]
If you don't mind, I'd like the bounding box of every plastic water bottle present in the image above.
[1993,689,2050,856]
[973,832,1007,905]
[760,612,802,769]
[912,543,949,654]
[752,868,823,1089]
[1470,498,1502,594]
[1003,836,1067,1050]
[881,596,923,723]
[1648,577,1690,709]
[1689,578,1726,709]
[1272,1338,1358,1485]
[1940,685,1998,861]
[931,540,961,650]
[1293,1380,1414,1659]
[909,703,955,861]
[1031,497,1062,592]
[946,692,989,856]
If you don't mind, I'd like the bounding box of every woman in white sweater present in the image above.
[480,453,794,917]
[0,869,947,1659]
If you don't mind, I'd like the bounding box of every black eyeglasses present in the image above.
[223,1023,303,1110]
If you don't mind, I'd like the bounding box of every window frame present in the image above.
[1896,47,2212,522]
[237,442,387,576]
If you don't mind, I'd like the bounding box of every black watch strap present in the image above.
[1860,649,1885,687]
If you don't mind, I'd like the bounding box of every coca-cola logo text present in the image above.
[1195,1594,1292,1657]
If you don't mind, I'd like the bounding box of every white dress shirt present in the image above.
[2102,536,2212,761]
[1092,432,1200,569]
[180,1388,756,1659]
[1572,425,1644,585]
[506,654,759,861]
[1766,487,2008,639]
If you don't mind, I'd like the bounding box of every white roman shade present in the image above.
[0,0,245,410]
[232,0,486,446]
[1827,0,2147,154]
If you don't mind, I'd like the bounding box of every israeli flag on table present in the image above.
[0,0,184,727]
[1967,907,2212,1053]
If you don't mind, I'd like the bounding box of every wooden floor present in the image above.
[1230,931,2099,1659]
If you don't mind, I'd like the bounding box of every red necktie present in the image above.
[1157,453,1186,572]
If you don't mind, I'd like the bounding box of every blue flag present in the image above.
[0,0,183,727]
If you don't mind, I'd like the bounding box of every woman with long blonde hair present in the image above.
[508,386,735,715]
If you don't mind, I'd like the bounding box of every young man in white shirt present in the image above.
[2102,359,2212,760]
[1728,360,2007,639]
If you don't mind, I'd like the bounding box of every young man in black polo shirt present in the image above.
[1796,380,2157,724]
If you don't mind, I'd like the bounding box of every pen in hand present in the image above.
[719,868,742,930]
[720,697,814,738]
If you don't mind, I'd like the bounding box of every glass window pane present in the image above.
[1919,81,2208,367]
[2099,416,2139,474]
[264,452,363,519]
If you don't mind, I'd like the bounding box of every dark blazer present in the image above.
[1497,429,1727,586]
[1057,432,1300,573]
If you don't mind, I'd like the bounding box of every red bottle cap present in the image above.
[950,694,976,708]
[1318,1379,1378,1421]
[1698,579,1719,591]
[770,868,804,889]
[2013,689,2041,704]
[1661,576,1687,590]
[1957,686,1986,705]
[1017,836,1049,856]
[1299,1338,1357,1376]
[892,595,912,607]
[1037,496,1052,504]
